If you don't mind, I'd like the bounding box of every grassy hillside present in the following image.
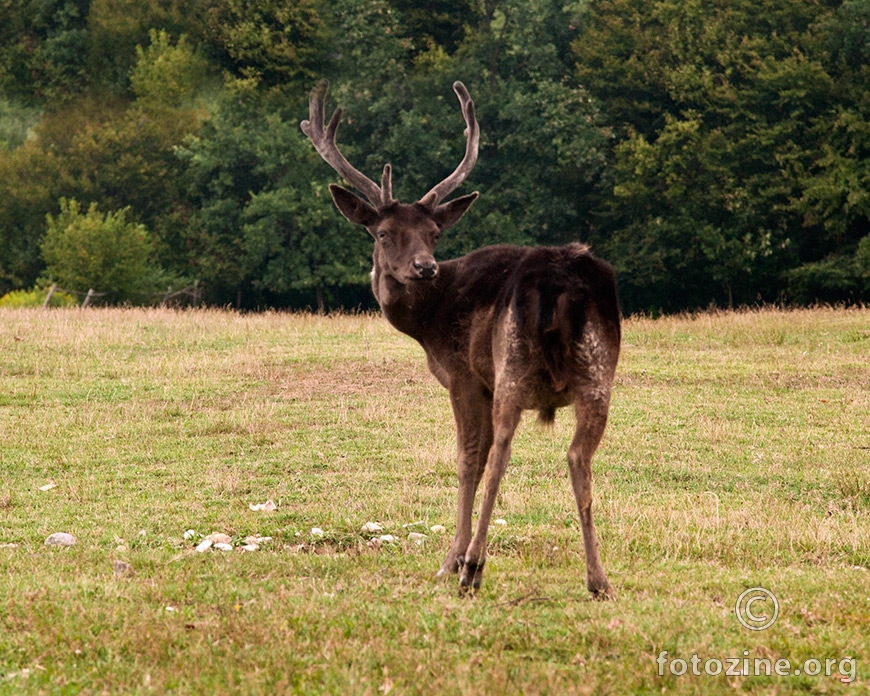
[0,307,868,693]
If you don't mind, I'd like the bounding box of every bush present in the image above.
[41,198,161,304]
[0,286,77,308]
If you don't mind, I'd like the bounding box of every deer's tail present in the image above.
[520,247,621,424]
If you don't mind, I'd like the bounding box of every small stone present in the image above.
[183,529,197,540]
[429,525,447,534]
[45,532,76,547]
[208,533,232,545]
[113,560,134,577]
[38,482,57,491]
[378,534,396,544]
[213,542,233,551]
[310,527,324,537]
[408,532,427,542]
[361,522,383,533]
[249,500,277,512]
[240,544,259,552]
[195,538,213,553]
[494,518,507,526]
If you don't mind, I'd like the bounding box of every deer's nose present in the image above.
[413,258,438,279]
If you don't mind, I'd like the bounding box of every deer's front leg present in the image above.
[459,401,522,593]
[437,384,493,577]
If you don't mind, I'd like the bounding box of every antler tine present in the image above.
[419,81,480,209]
[300,80,386,208]
[381,164,393,206]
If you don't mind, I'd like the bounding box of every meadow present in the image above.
[0,306,868,694]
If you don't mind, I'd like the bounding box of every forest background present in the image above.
[1,0,869,313]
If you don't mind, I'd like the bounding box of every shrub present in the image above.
[41,198,160,303]
[0,286,77,308]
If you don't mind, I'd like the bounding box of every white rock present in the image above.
[494,518,507,526]
[44,532,76,547]
[138,530,147,537]
[240,544,259,552]
[214,542,233,551]
[183,529,197,540]
[429,525,447,534]
[249,500,277,512]
[361,522,383,533]
[195,538,213,553]
[378,534,396,544]
[208,532,232,545]
[310,527,324,537]
[38,482,57,491]
[408,532,427,541]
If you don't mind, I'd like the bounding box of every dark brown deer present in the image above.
[301,80,620,599]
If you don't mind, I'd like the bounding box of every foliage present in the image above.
[0,285,75,308]
[196,0,329,90]
[176,92,371,308]
[0,98,40,150]
[0,0,869,310]
[40,198,161,302]
[130,30,209,109]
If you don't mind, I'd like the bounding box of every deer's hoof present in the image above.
[588,580,615,601]
[458,559,484,595]
[436,552,462,577]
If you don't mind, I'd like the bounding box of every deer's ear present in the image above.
[432,192,478,231]
[329,184,380,228]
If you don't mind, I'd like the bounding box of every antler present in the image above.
[300,80,393,208]
[418,81,480,209]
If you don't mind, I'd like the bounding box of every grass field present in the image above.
[1,306,868,694]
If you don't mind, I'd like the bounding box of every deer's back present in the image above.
[414,243,621,405]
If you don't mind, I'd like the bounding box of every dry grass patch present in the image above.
[1,306,868,693]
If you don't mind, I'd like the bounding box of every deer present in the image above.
[300,80,621,599]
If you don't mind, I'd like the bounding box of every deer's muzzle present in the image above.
[412,258,438,280]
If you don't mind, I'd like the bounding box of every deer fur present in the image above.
[302,81,620,598]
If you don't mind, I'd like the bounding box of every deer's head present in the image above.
[300,80,479,284]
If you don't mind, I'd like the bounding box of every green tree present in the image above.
[0,0,91,103]
[130,30,209,109]
[177,89,370,308]
[573,0,864,311]
[196,0,328,91]
[322,0,608,261]
[41,198,161,301]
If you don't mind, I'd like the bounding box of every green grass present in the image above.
[1,306,868,694]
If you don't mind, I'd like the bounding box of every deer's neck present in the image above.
[371,262,442,343]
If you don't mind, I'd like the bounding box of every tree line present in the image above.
[1,0,868,312]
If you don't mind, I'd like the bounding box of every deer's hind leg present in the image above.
[568,395,614,600]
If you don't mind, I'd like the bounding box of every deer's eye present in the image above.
[376,229,388,241]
